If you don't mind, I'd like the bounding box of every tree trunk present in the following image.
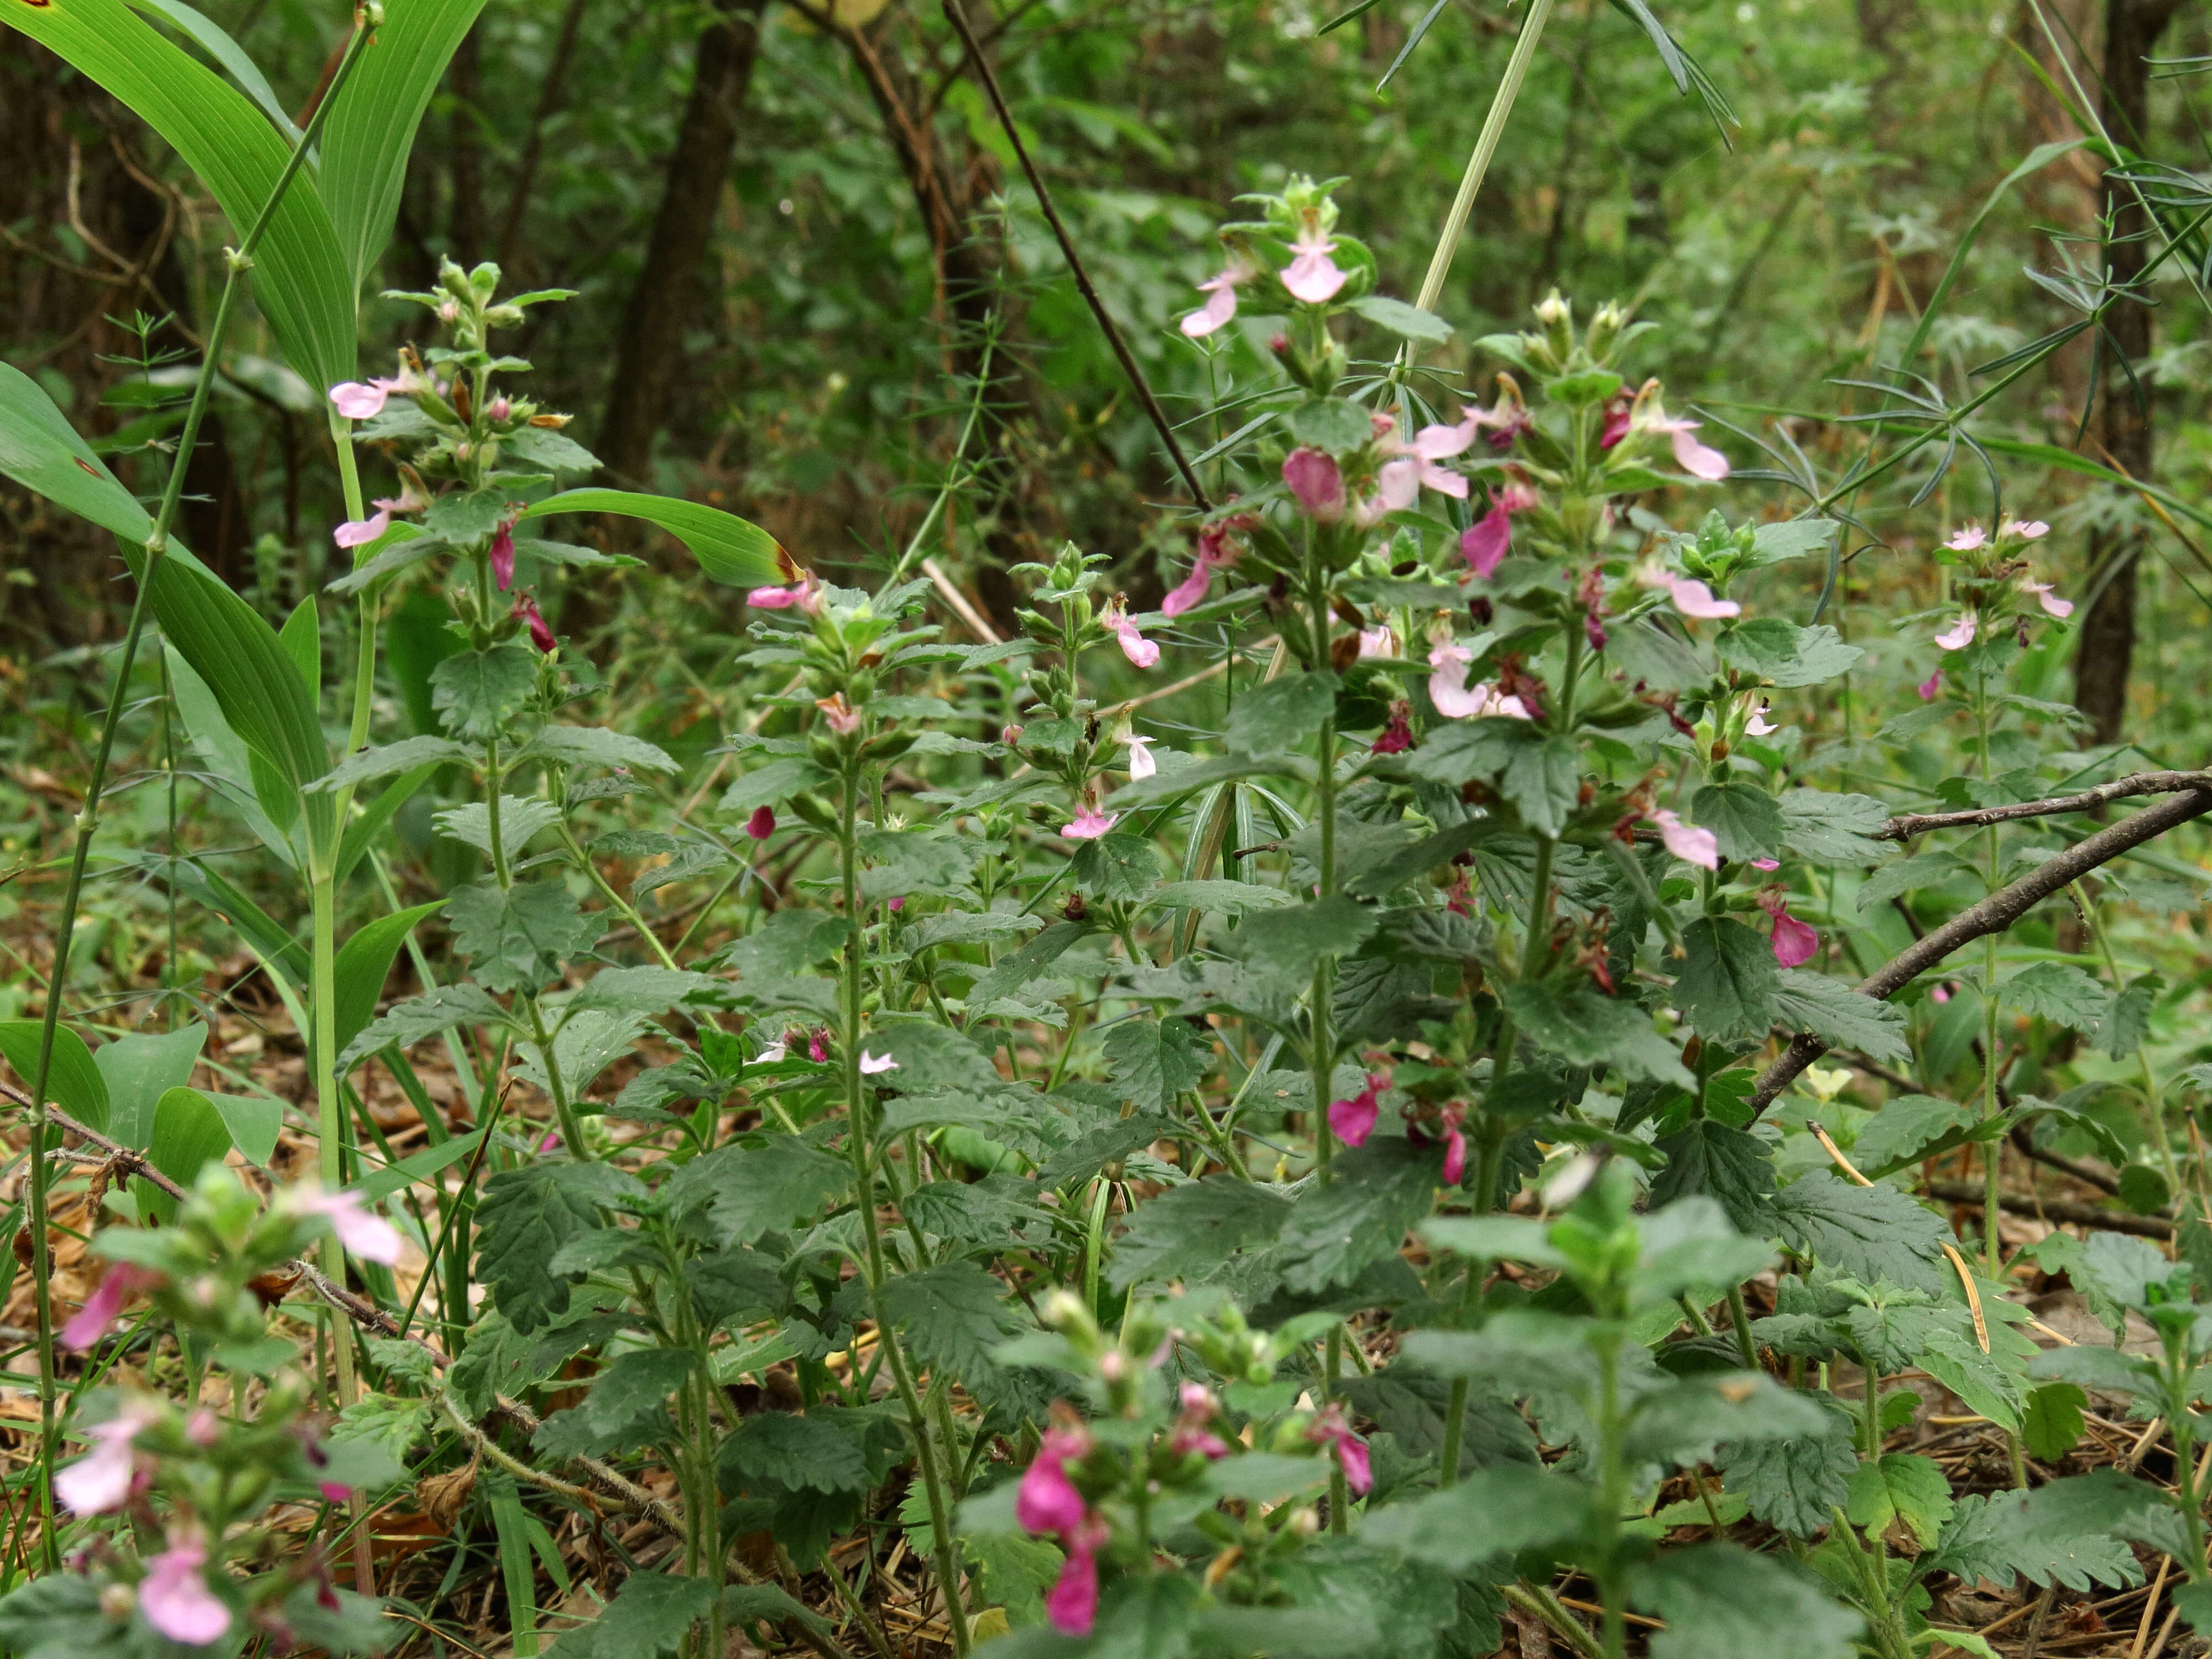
[2073,0,2182,744]
[594,0,769,489]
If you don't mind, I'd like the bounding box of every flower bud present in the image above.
[100,1584,137,1622]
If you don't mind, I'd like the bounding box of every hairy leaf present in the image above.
[1106,1176,1293,1291]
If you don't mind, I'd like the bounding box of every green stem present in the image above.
[1594,1337,1627,1659]
[1726,1284,1758,1371]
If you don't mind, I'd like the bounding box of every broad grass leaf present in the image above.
[520,488,785,587]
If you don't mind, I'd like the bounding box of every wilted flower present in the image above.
[372,466,430,517]
[61,1264,163,1352]
[1650,808,1718,872]
[1599,390,1632,449]
[139,1532,231,1646]
[1356,623,1395,659]
[1180,262,1249,338]
[1934,612,1977,650]
[746,805,776,841]
[808,1030,830,1063]
[1369,702,1414,755]
[290,1188,404,1267]
[55,1399,161,1515]
[332,509,390,550]
[816,693,862,735]
[1282,447,1344,520]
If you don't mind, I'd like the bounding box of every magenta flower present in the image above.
[1124,734,1157,781]
[1281,218,1347,304]
[1369,702,1414,755]
[1180,264,1248,338]
[1764,896,1818,968]
[1162,518,1249,618]
[1045,1517,1110,1635]
[1934,611,1977,650]
[1328,1072,1387,1148]
[1105,604,1159,669]
[511,593,555,654]
[808,1030,830,1063]
[1600,394,1632,450]
[140,1532,231,1646]
[1438,1103,1468,1185]
[1170,1384,1232,1460]
[858,1051,899,1076]
[1282,447,1345,520]
[327,381,391,420]
[1917,668,1943,701]
[1017,1427,1092,1536]
[490,517,517,591]
[1062,805,1119,841]
[1460,483,1536,577]
[746,805,776,841]
[1307,1405,1373,1497]
[746,576,822,613]
[487,395,512,422]
[1650,808,1718,872]
[1943,525,1986,552]
[291,1188,404,1267]
[888,896,905,912]
[62,1264,162,1352]
[55,1399,161,1515]
[2021,580,2074,618]
[1389,416,1475,499]
[332,509,390,550]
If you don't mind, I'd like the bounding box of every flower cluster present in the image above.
[1919,515,2071,699]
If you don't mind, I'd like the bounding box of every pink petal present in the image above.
[1441,1124,1467,1186]
[1327,1093,1379,1148]
[1282,447,1344,519]
[747,806,776,841]
[1943,525,1986,552]
[1112,617,1160,669]
[140,1538,232,1646]
[328,382,388,420]
[1917,668,1943,701]
[1045,1543,1100,1636]
[2005,518,2051,540]
[1669,424,1730,481]
[332,510,391,550]
[1016,1453,1088,1537]
[1062,807,1119,841]
[1180,277,1239,339]
[294,1190,403,1266]
[2024,581,2074,618]
[1770,909,1819,969]
[1356,625,1395,659]
[1934,612,1977,650]
[1125,737,1157,780]
[1282,234,1347,304]
[62,1265,158,1351]
[1160,562,1215,617]
[1373,457,1422,514]
[1415,420,1475,462]
[1335,1431,1373,1496]
[745,585,799,608]
[858,1051,899,1075]
[491,520,516,592]
[1750,858,1780,872]
[56,1410,152,1516]
[1666,577,1739,619]
[1651,809,1719,872]
[1419,460,1470,500]
[1460,504,1512,577]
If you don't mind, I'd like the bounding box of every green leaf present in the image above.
[544,1569,714,1658]
[2021,1382,2086,1462]
[1229,895,1379,988]
[2098,974,2161,1060]
[1101,1017,1213,1112]
[2173,1582,2212,1636]
[1845,1452,1953,1550]
[686,1245,790,1326]
[2,0,354,389]
[355,1126,490,1204]
[1226,672,1335,754]
[1275,1140,1441,1293]
[1779,789,1892,862]
[431,645,537,743]
[664,1137,853,1246]
[1105,1176,1292,1290]
[1651,1120,1775,1235]
[0,1021,110,1133]
[516,726,681,775]
[1360,1463,1593,1569]
[1689,782,1787,863]
[328,1388,432,1468]
[1284,398,1375,453]
[447,879,603,994]
[1349,294,1453,342]
[0,1568,124,1658]
[332,901,444,1061]
[435,798,562,864]
[90,1022,205,1150]
[860,1019,1004,1091]
[476,1162,642,1333]
[964,1530,1063,1629]
[1070,833,1160,902]
[1500,983,1693,1087]
[534,1348,695,1458]
[1718,1390,1858,1538]
[1999,962,2110,1030]
[1930,1470,2158,1590]
[1675,917,1781,1043]
[1851,1094,1978,1174]
[1771,1172,1949,1296]
[520,488,785,587]
[1137,880,1297,915]
[1718,620,1863,687]
[2117,1161,2171,1214]
[1772,969,1910,1063]
[1624,1374,1832,1467]
[506,426,602,474]
[133,1086,234,1224]
[724,1411,874,1494]
[879,1261,1024,1388]
[718,758,832,815]
[339,982,519,1071]
[202,1091,283,1166]
[1629,1545,1863,1659]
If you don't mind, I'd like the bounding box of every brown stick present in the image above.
[1875,769,2212,839]
[1746,788,2212,1117]
[940,0,1214,513]
[1922,1178,2172,1238]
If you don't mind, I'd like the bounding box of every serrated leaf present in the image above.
[1851,1094,1978,1174]
[1227,672,1335,754]
[431,644,537,743]
[519,726,681,774]
[1676,917,1782,1042]
[1070,832,1161,902]
[665,1137,853,1246]
[1771,969,1911,1063]
[434,795,562,862]
[1846,1452,1953,1549]
[878,1261,1022,1387]
[2021,1381,2086,1462]
[447,878,604,993]
[338,981,520,1071]
[723,1411,874,1494]
[2000,961,2110,1030]
[1691,781,1788,863]
[544,1571,714,1658]
[1500,983,1692,1086]
[1770,1172,1949,1295]
[1105,1176,1293,1290]
[1101,1017,1214,1111]
[1930,1470,2158,1590]
[1718,1390,1858,1537]
[968,921,1092,1006]
[718,757,832,815]
[1228,895,1379,988]
[1651,1120,1777,1235]
[1274,1140,1441,1293]
[1360,1463,1594,1569]
[1629,1545,1863,1659]
[1854,850,1971,912]
[1284,398,1375,453]
[2098,974,2161,1060]
[476,1163,642,1333]
[534,1348,695,1458]
[1625,1374,1833,1468]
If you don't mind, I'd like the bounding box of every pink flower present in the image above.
[1181,265,1248,338]
[808,1030,830,1063]
[1124,734,1157,780]
[291,1188,404,1267]
[888,897,904,912]
[2022,580,2074,618]
[491,517,517,591]
[1171,1384,1232,1460]
[746,805,776,841]
[1934,611,1977,650]
[327,381,389,420]
[487,395,512,422]
[1442,1121,1467,1185]
[2002,518,2051,540]
[858,1051,898,1076]
[1650,808,1718,872]
[332,509,390,549]
[1018,1427,1092,1536]
[1282,447,1345,520]
[1308,1405,1373,1497]
[1660,575,1739,619]
[1062,805,1119,841]
[1392,417,1476,500]
[816,693,862,735]
[1746,706,1777,736]
[1944,525,1987,552]
[1762,895,1818,968]
[372,468,429,516]
[1105,605,1159,669]
[1282,220,1347,305]
[747,577,821,613]
[56,1399,161,1515]
[1931,983,1953,1004]
[1045,1518,1109,1635]
[1656,417,1730,480]
[537,1130,561,1153]
[1162,518,1249,618]
[184,1409,221,1448]
[1600,394,1632,449]
[1460,482,1537,578]
[1328,1073,1387,1147]
[1918,668,1943,701]
[1357,624,1395,659]
[319,1480,352,1504]
[512,593,555,654]
[62,1265,162,1352]
[1428,641,1484,718]
[1369,702,1414,755]
[140,1532,231,1646]
[1750,858,1780,872]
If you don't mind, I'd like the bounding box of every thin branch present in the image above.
[1922,1178,2171,1238]
[1747,787,2212,1116]
[939,0,1213,512]
[1876,768,2212,839]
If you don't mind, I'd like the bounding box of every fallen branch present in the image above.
[1747,787,2212,1117]
[1875,769,2212,840]
[1922,1177,2172,1239]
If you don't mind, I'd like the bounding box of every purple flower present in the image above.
[332,509,390,550]
[62,1264,162,1352]
[1327,1077,1383,1147]
[140,1532,231,1646]
[1282,447,1345,520]
[1282,219,1347,305]
[491,517,517,591]
[1180,264,1249,338]
[1062,805,1119,841]
[747,805,776,842]
[1934,611,1977,650]
[55,1399,161,1515]
[1045,1519,1109,1636]
[1650,808,1718,872]
[290,1188,403,1267]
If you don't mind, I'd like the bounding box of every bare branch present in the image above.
[1875,768,2212,839]
[1748,786,2212,1115]
[1921,1178,2171,1239]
